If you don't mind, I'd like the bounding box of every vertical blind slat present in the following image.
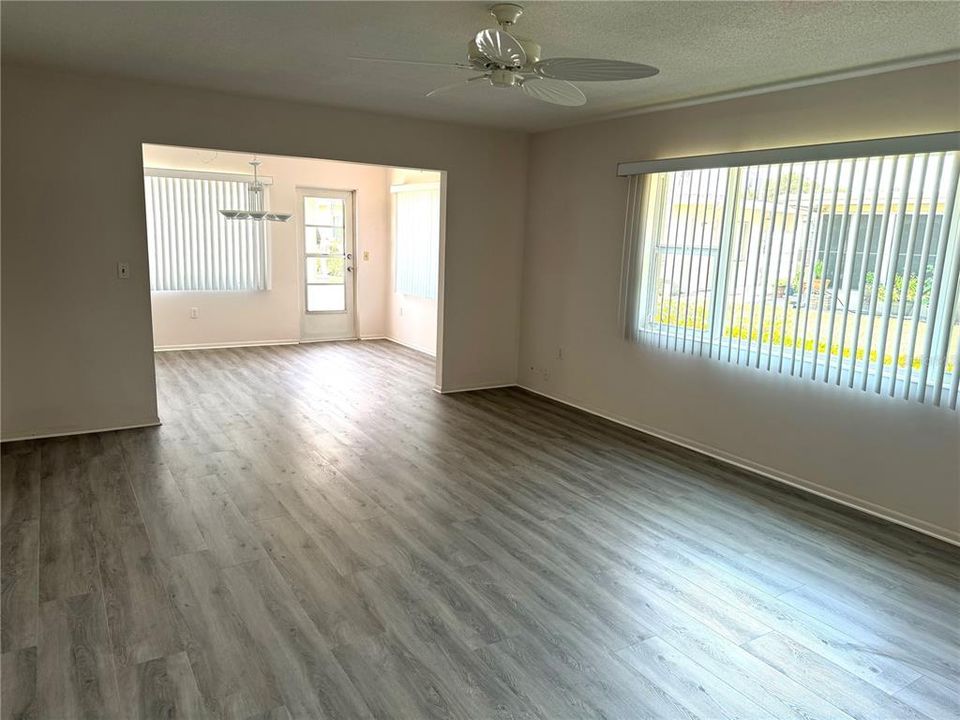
[631,149,960,410]
[144,173,267,292]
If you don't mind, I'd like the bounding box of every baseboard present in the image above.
[298,336,359,344]
[1,419,162,443]
[384,335,437,357]
[436,382,517,394]
[155,339,299,352]
[517,384,960,547]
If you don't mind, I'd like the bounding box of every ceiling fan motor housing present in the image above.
[489,68,519,88]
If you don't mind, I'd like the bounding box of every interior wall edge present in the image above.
[517,384,960,547]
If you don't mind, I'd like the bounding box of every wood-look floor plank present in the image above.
[1,449,40,653]
[1,646,38,720]
[894,676,960,720]
[115,651,208,720]
[38,502,97,603]
[254,515,383,648]
[164,551,281,719]
[220,558,374,720]
[172,473,265,568]
[1,519,38,653]
[88,445,183,668]
[124,464,206,560]
[744,631,932,720]
[37,593,122,720]
[617,637,773,719]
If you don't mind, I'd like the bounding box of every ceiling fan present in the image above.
[349,3,659,107]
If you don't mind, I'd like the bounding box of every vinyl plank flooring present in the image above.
[254,515,383,648]
[894,676,960,720]
[37,593,122,720]
[38,502,97,603]
[352,565,540,720]
[617,637,773,720]
[164,551,281,719]
[88,448,183,668]
[1,519,38,653]
[115,651,208,720]
[4,341,957,720]
[172,473,265,568]
[743,632,932,720]
[220,558,374,720]
[1,646,38,720]
[1,449,40,653]
[125,465,206,560]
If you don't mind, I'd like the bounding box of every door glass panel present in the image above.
[306,284,345,312]
[304,197,344,227]
[305,226,344,255]
[305,257,344,284]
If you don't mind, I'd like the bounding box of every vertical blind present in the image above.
[622,140,960,409]
[144,170,269,291]
[393,184,440,299]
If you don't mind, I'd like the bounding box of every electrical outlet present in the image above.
[117,262,130,279]
[190,307,199,319]
[362,250,370,261]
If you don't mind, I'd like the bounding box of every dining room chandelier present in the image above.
[219,158,291,222]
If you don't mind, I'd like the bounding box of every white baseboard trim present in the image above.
[436,382,516,394]
[518,384,960,547]
[359,335,388,341]
[298,336,360,344]
[2,419,162,443]
[383,336,437,357]
[155,339,299,352]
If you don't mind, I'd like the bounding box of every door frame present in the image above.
[296,186,359,342]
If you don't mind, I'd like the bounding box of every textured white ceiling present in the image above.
[2,1,958,131]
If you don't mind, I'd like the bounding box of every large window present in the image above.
[144,170,269,291]
[393,183,440,299]
[623,138,960,409]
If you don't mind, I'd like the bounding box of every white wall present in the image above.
[520,61,960,540]
[387,168,442,356]
[0,64,527,439]
[143,145,391,349]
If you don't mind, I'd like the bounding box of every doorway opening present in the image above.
[140,144,446,387]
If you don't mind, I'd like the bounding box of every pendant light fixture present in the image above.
[219,158,292,222]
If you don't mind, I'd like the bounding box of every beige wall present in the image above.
[1,64,527,439]
[387,168,441,356]
[520,61,960,540]
[143,145,392,349]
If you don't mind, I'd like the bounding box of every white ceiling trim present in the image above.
[556,50,960,132]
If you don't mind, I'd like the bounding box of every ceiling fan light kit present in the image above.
[350,3,659,107]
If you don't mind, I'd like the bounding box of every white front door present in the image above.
[298,189,356,341]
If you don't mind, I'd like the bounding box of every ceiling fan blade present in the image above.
[520,78,586,107]
[348,56,473,70]
[534,58,660,81]
[426,76,488,98]
[475,28,526,67]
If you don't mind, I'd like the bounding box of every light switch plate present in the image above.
[117,262,130,279]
